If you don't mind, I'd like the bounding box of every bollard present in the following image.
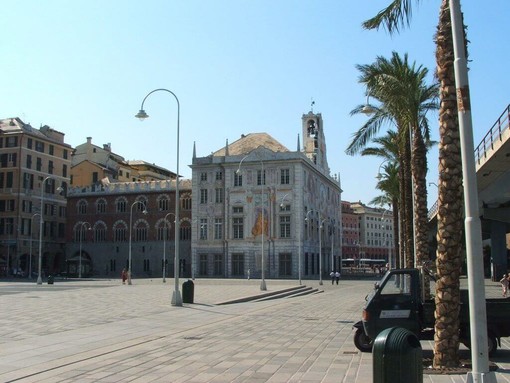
[182,279,194,303]
[373,327,422,383]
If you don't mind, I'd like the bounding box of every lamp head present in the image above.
[361,105,376,115]
[236,169,241,174]
[135,109,149,121]
[142,209,148,215]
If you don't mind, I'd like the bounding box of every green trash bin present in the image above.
[182,279,194,303]
[47,275,54,285]
[373,327,422,383]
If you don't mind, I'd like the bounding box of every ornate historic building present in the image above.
[190,111,342,280]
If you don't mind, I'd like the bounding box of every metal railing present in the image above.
[474,103,510,164]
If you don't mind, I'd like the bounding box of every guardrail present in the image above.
[474,103,510,164]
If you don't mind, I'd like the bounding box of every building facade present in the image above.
[341,200,361,262]
[350,202,394,264]
[65,180,192,278]
[190,111,342,280]
[0,118,71,277]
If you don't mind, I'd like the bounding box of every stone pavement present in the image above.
[0,277,509,382]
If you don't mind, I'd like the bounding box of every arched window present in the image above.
[157,194,170,211]
[94,221,107,242]
[96,198,107,213]
[113,221,127,242]
[135,196,148,212]
[181,193,192,210]
[156,219,171,241]
[116,197,127,213]
[77,200,87,214]
[134,220,149,241]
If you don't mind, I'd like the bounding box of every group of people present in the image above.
[500,273,510,297]
[329,271,341,285]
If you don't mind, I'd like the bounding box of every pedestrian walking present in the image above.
[335,271,340,285]
[247,268,251,280]
[330,271,335,284]
[121,268,128,284]
[500,273,509,297]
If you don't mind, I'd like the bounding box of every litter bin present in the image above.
[47,275,54,285]
[373,327,422,383]
[182,279,194,303]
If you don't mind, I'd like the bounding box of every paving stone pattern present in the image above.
[1,277,509,382]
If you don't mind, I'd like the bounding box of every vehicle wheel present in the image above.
[462,335,498,357]
[488,336,498,357]
[354,328,373,352]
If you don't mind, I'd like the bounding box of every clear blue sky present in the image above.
[2,1,509,208]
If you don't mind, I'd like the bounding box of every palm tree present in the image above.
[361,132,402,268]
[370,161,401,269]
[362,0,466,368]
[347,52,438,273]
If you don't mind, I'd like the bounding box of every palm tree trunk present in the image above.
[398,154,408,267]
[392,197,400,269]
[433,0,464,368]
[403,133,414,268]
[412,123,431,298]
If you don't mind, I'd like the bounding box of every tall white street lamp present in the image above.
[305,210,325,285]
[37,176,55,285]
[450,2,494,381]
[318,217,326,286]
[78,222,91,278]
[163,213,176,283]
[128,200,148,285]
[135,89,182,306]
[237,154,267,291]
[29,213,40,279]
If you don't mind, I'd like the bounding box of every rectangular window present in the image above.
[199,254,208,276]
[280,169,290,184]
[35,141,44,153]
[213,254,223,276]
[6,136,18,148]
[279,253,292,276]
[257,169,266,185]
[27,138,33,149]
[36,158,42,171]
[215,188,224,203]
[280,215,291,238]
[6,172,13,188]
[215,171,223,181]
[48,160,54,174]
[200,172,207,182]
[233,217,244,239]
[62,164,67,178]
[231,253,244,276]
[233,206,243,214]
[234,172,242,187]
[63,149,68,159]
[200,189,208,204]
[49,145,54,155]
[214,218,223,240]
[26,155,32,169]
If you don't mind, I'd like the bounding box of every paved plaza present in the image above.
[1,276,510,382]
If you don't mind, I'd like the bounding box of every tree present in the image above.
[362,0,467,368]
[347,52,438,272]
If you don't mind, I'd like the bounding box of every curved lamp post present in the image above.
[163,212,176,283]
[128,200,148,285]
[135,89,182,306]
[78,221,92,278]
[37,176,58,285]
